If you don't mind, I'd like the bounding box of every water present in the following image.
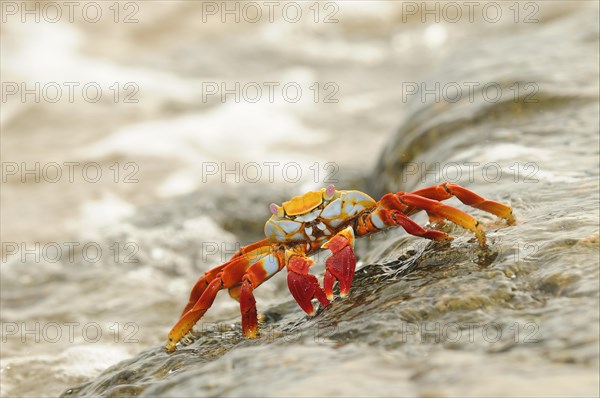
[1,2,598,397]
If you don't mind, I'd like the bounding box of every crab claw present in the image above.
[322,226,356,300]
[287,255,330,315]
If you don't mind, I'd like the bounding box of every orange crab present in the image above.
[166,183,514,352]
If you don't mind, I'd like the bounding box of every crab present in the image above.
[166,183,514,352]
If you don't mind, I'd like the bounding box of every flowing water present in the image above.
[1,2,598,397]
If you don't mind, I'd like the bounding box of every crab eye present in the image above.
[325,184,335,198]
[269,203,279,215]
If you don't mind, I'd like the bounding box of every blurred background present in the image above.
[1,1,599,397]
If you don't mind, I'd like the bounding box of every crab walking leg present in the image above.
[227,245,274,302]
[181,239,270,316]
[180,263,228,316]
[368,207,453,242]
[239,279,256,336]
[237,252,286,338]
[321,226,357,300]
[166,276,223,352]
[410,182,515,224]
[382,193,487,246]
[286,252,330,315]
[180,245,271,316]
[230,238,271,259]
[168,246,272,352]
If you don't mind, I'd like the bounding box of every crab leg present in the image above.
[236,251,286,338]
[322,226,357,300]
[166,276,223,352]
[180,243,272,316]
[286,251,330,315]
[380,193,486,246]
[230,238,271,259]
[180,263,228,316]
[410,182,515,224]
[166,245,272,352]
[364,206,452,241]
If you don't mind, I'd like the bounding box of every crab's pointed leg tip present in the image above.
[243,328,259,339]
[242,322,259,338]
[165,341,176,353]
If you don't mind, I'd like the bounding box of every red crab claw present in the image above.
[287,254,330,315]
[322,226,357,300]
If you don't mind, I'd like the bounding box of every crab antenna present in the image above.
[326,184,336,196]
[269,203,279,215]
